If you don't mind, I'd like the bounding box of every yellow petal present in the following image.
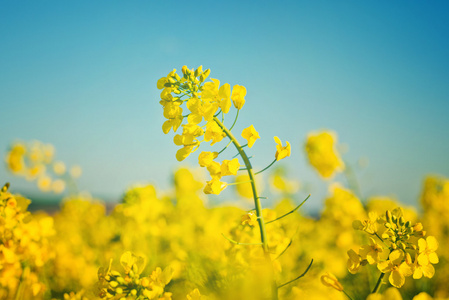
[389,269,405,288]
[426,236,438,251]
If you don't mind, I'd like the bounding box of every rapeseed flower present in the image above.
[377,250,413,288]
[305,130,344,178]
[274,136,291,161]
[241,125,260,148]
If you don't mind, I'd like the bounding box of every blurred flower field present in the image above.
[1,66,448,300]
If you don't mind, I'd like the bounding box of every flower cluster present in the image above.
[158,66,290,196]
[97,251,173,300]
[4,141,81,194]
[349,207,438,288]
[157,66,243,160]
[0,183,55,299]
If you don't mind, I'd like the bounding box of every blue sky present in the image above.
[1,1,448,211]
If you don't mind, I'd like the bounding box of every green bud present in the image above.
[1,183,9,192]
[405,221,411,228]
[399,216,405,226]
[111,271,121,277]
[194,65,203,77]
[392,215,397,224]
[386,210,392,223]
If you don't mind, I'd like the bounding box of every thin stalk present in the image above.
[218,140,232,155]
[255,159,277,175]
[229,109,239,131]
[213,116,278,300]
[266,195,310,224]
[372,272,386,294]
[277,259,313,289]
[342,290,354,300]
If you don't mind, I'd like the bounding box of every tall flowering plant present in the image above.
[157,65,311,299]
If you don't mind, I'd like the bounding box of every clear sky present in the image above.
[1,1,448,212]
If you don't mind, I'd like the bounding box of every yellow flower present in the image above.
[187,288,202,300]
[413,254,435,279]
[231,85,246,110]
[53,161,66,175]
[206,161,222,178]
[412,292,433,300]
[417,236,439,266]
[204,178,227,195]
[305,130,344,178]
[320,272,343,291]
[377,250,413,288]
[347,249,362,274]
[220,158,240,176]
[241,212,258,227]
[163,116,183,134]
[274,136,291,161]
[52,179,66,194]
[176,146,194,162]
[198,151,218,167]
[219,83,231,114]
[204,121,225,146]
[359,237,383,264]
[241,125,260,148]
[120,251,146,275]
[37,175,52,192]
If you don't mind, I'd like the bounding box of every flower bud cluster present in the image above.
[348,207,438,288]
[157,66,246,162]
[97,252,173,300]
[0,183,55,299]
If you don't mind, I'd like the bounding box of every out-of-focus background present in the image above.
[1,1,448,212]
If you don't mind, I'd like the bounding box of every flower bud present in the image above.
[413,223,423,232]
[386,210,392,223]
[194,65,203,77]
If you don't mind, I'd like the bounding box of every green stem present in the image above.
[213,116,277,300]
[342,290,354,300]
[255,159,277,175]
[229,109,239,131]
[372,272,386,294]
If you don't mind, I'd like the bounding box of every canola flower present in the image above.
[349,207,438,293]
[305,130,344,179]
